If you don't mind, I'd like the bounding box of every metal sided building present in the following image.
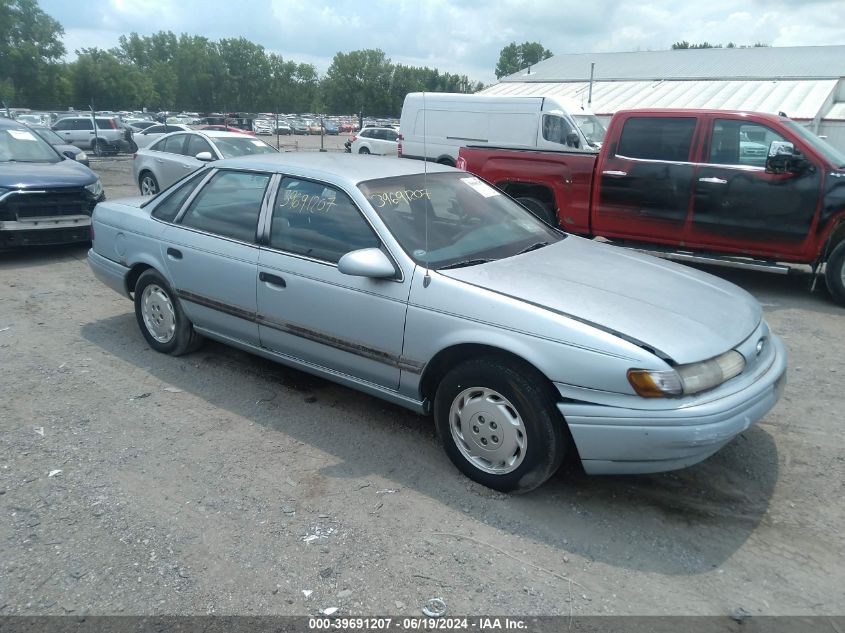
[480,45,845,151]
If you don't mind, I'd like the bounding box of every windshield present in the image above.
[0,128,61,163]
[359,172,564,270]
[784,120,845,168]
[31,127,65,145]
[213,137,278,158]
[573,114,607,146]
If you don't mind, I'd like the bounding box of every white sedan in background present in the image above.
[133,130,278,195]
[133,123,192,149]
[351,127,399,156]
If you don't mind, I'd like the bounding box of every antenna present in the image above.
[422,91,431,288]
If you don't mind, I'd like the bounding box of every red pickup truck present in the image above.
[457,109,845,305]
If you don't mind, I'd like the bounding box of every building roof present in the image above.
[500,45,845,82]
[480,79,839,120]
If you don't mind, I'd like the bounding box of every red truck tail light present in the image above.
[456,156,467,171]
[397,133,403,158]
[110,119,117,129]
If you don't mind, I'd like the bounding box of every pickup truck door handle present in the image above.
[259,271,286,288]
[699,177,728,184]
[602,170,628,177]
[166,247,182,260]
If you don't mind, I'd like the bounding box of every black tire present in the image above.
[133,269,202,356]
[434,357,567,493]
[515,196,556,225]
[825,240,845,306]
[139,171,159,196]
[358,146,370,155]
[92,138,109,157]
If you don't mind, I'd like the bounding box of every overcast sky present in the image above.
[40,0,845,84]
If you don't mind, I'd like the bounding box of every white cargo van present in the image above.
[398,93,605,165]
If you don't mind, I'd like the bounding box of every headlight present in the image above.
[628,350,746,398]
[76,151,88,161]
[85,179,103,197]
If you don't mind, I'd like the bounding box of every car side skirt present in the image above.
[192,326,430,415]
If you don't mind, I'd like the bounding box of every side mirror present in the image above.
[337,248,396,278]
[566,131,580,148]
[766,140,811,175]
[195,151,214,162]
[62,150,76,159]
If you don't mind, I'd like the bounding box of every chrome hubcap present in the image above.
[141,284,176,343]
[449,387,527,475]
[141,176,158,195]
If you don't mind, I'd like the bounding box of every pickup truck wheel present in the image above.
[515,197,556,225]
[825,240,845,305]
[434,358,567,493]
[134,269,203,356]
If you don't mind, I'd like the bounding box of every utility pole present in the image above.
[90,102,100,156]
[319,113,325,152]
[588,62,595,107]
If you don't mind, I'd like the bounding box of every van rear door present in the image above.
[592,113,700,244]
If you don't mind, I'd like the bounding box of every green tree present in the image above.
[0,0,66,107]
[495,41,552,79]
[322,49,393,115]
[70,48,156,110]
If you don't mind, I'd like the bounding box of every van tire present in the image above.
[515,197,556,225]
[825,240,845,306]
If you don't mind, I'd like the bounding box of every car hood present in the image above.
[439,237,761,364]
[0,158,96,188]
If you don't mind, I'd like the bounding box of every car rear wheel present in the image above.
[139,172,159,196]
[434,358,567,493]
[358,147,370,155]
[515,197,556,225]
[825,240,845,306]
[134,269,202,356]
[92,138,109,157]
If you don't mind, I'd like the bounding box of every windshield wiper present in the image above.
[437,258,495,270]
[516,242,549,255]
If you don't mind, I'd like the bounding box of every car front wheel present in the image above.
[134,269,202,356]
[434,358,567,493]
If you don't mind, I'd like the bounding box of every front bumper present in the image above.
[0,216,92,248]
[559,332,787,475]
[88,248,131,297]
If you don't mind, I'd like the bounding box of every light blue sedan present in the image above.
[88,154,786,492]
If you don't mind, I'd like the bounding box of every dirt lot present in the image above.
[1,154,844,619]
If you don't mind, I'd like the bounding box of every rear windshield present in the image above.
[0,128,61,163]
[213,137,278,158]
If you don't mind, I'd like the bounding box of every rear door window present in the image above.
[71,119,93,131]
[616,117,696,162]
[180,170,270,242]
[151,171,208,222]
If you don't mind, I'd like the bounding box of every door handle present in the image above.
[156,159,164,163]
[166,247,182,260]
[602,170,628,177]
[699,177,728,184]
[259,271,286,288]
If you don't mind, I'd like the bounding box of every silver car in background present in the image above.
[132,130,278,195]
[88,154,786,492]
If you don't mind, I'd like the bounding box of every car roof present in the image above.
[0,118,28,130]
[215,152,454,184]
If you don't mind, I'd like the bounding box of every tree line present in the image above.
[1,0,484,116]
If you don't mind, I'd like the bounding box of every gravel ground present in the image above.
[0,155,843,619]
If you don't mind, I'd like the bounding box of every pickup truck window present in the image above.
[784,120,845,168]
[617,117,696,162]
[709,119,785,168]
